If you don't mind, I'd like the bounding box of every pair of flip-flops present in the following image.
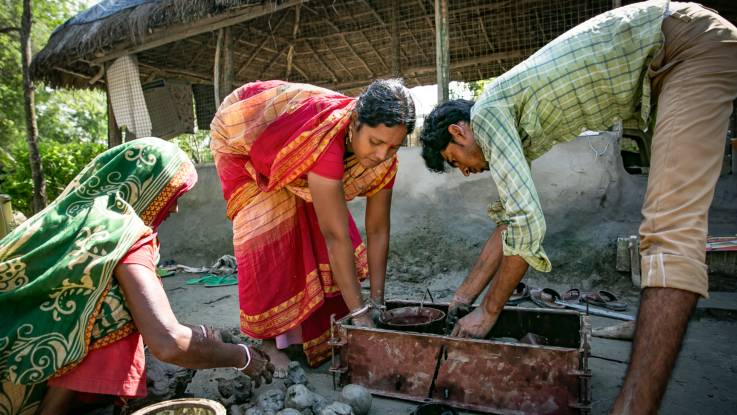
[508,284,628,311]
[185,273,238,287]
[562,288,628,311]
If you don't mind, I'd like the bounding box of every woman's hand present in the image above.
[240,346,275,388]
[353,313,376,328]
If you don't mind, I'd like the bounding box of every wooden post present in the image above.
[391,6,401,77]
[106,86,122,147]
[435,0,449,103]
[213,28,223,108]
[222,27,235,99]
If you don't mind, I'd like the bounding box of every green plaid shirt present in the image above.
[471,0,668,271]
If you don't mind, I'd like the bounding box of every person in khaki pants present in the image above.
[418,1,737,413]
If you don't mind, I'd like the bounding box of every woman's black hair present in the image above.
[420,99,474,173]
[355,78,416,134]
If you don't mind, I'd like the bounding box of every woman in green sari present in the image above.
[0,138,274,415]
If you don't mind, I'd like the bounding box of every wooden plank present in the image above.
[138,62,212,83]
[435,0,449,103]
[92,0,305,64]
[404,50,527,75]
[52,66,93,82]
[314,51,527,90]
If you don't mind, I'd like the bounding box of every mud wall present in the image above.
[159,132,737,285]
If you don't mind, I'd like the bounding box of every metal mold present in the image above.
[379,306,447,334]
[330,300,591,414]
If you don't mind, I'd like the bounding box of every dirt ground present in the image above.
[156,261,737,415]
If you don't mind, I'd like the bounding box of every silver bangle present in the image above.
[368,298,386,310]
[347,304,371,320]
[234,344,251,371]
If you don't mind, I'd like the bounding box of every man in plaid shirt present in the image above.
[420,0,737,412]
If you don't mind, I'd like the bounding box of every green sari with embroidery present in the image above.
[0,137,197,414]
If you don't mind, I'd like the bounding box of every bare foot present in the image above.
[260,339,291,378]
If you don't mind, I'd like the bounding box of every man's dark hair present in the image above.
[420,99,474,173]
[355,78,416,134]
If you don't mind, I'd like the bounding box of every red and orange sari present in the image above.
[210,81,397,365]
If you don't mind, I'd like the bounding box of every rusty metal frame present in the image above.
[331,301,591,414]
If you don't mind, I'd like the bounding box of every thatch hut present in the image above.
[31,0,737,146]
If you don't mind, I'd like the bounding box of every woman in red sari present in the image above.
[211,79,415,367]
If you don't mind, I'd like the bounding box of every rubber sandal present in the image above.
[506,282,530,305]
[562,288,582,302]
[156,268,176,278]
[529,288,566,309]
[204,274,238,287]
[185,275,221,285]
[581,290,628,311]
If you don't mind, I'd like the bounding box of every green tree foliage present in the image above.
[467,79,494,100]
[1,0,100,146]
[172,131,213,164]
[1,140,104,214]
[1,0,107,212]
[449,79,495,101]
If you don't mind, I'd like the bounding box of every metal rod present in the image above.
[554,300,635,321]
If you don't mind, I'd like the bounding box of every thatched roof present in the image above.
[32,0,737,95]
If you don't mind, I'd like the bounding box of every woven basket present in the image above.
[130,398,226,415]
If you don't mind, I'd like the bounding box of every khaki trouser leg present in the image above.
[640,5,737,298]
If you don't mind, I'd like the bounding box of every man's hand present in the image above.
[446,301,472,331]
[241,346,275,388]
[451,307,498,338]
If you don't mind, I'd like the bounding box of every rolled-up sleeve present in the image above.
[472,106,552,272]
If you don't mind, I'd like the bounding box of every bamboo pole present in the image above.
[435,0,450,103]
[213,28,223,108]
[222,27,234,98]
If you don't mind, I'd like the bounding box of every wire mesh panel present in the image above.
[130,0,615,128]
[217,0,614,95]
[193,84,217,131]
[442,0,613,84]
